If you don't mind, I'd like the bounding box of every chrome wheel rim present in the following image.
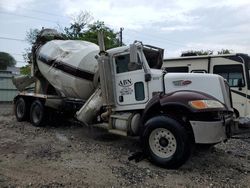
[149,128,177,158]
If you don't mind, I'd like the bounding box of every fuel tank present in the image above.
[36,40,99,100]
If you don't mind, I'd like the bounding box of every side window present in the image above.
[115,54,142,74]
[165,66,189,73]
[213,65,245,87]
[191,70,207,73]
[134,82,145,101]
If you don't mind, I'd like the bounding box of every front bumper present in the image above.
[190,116,233,144]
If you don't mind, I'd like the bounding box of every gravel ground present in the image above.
[0,104,250,187]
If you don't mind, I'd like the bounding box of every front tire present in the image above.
[142,116,192,169]
[30,100,46,127]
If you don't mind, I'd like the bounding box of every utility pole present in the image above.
[119,27,124,46]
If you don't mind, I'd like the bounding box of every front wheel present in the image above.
[142,116,193,169]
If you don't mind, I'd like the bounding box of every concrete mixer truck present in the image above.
[12,29,239,168]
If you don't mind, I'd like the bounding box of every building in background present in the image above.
[0,67,20,102]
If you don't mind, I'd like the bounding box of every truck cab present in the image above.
[99,42,233,114]
[91,41,236,168]
[106,43,164,111]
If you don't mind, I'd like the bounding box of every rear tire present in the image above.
[142,115,192,169]
[30,100,46,127]
[15,97,28,121]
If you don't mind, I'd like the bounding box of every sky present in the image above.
[0,0,250,67]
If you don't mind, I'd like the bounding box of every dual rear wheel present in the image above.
[14,97,46,127]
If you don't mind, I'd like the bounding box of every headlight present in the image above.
[189,100,224,110]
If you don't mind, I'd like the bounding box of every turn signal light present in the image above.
[189,100,224,110]
[189,100,207,109]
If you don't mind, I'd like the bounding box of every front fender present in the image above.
[141,90,227,124]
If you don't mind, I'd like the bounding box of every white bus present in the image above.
[163,53,250,118]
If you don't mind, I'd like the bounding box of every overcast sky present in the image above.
[0,0,250,67]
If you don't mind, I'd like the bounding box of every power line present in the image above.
[0,11,63,24]
[0,36,26,42]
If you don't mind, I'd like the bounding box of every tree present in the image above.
[63,11,93,39]
[217,49,232,54]
[23,28,41,64]
[81,21,120,49]
[63,12,120,49]
[181,49,233,57]
[181,50,213,57]
[20,64,31,75]
[0,52,16,70]
[23,11,121,67]
[25,28,41,45]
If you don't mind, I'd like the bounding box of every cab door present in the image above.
[113,52,149,106]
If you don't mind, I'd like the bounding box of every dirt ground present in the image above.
[0,104,250,188]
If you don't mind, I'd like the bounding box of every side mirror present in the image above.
[237,79,243,90]
[129,44,138,64]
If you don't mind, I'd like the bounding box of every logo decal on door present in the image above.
[120,87,133,95]
[119,79,133,87]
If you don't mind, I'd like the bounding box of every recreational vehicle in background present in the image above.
[163,54,250,118]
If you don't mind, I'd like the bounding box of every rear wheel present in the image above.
[142,115,192,169]
[15,97,28,121]
[30,100,46,127]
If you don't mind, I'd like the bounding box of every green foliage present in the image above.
[25,28,41,45]
[63,12,120,49]
[22,48,32,64]
[181,50,213,56]
[23,28,41,64]
[217,49,232,54]
[0,52,16,70]
[63,11,93,39]
[181,49,232,56]
[80,21,120,49]
[23,11,121,65]
[20,64,31,75]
